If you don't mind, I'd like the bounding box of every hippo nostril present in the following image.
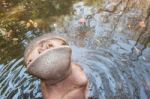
[38,49,42,54]
[27,59,32,65]
[48,44,53,48]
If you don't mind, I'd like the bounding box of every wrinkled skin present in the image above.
[24,35,88,99]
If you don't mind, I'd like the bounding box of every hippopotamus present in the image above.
[24,34,88,99]
[24,33,150,99]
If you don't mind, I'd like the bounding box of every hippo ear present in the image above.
[27,46,72,84]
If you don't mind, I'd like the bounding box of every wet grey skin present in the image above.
[24,34,72,85]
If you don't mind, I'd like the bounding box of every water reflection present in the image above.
[0,58,42,98]
[0,0,150,99]
[0,0,79,64]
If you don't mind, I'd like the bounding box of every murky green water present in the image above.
[0,0,150,99]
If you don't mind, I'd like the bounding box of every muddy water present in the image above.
[0,0,150,99]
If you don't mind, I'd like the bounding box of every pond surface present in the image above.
[0,0,150,99]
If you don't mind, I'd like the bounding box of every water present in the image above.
[72,46,150,99]
[0,0,150,99]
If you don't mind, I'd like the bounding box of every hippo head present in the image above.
[24,34,72,84]
[24,34,88,99]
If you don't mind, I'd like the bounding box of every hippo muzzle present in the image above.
[27,46,72,84]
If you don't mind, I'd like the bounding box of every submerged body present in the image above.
[41,64,87,99]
